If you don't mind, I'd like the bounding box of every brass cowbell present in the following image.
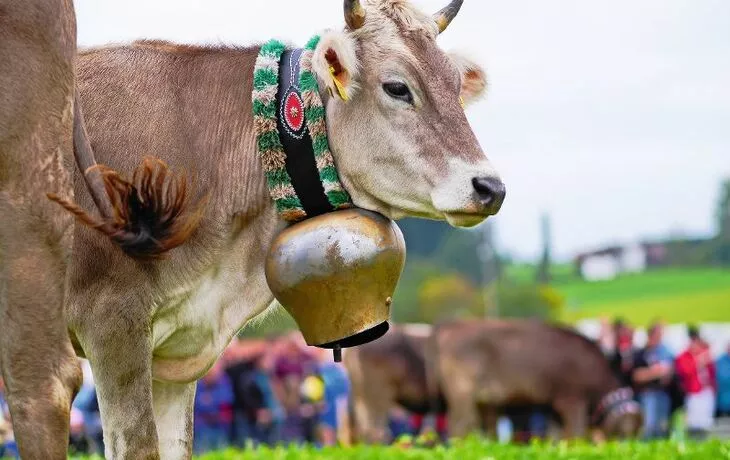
[265,208,406,361]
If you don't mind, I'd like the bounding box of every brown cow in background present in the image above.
[345,320,643,443]
[344,324,447,443]
[428,319,643,440]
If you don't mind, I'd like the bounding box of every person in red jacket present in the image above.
[675,325,717,440]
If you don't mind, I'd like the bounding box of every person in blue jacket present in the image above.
[73,383,104,455]
[253,361,285,446]
[716,343,730,417]
[0,379,18,459]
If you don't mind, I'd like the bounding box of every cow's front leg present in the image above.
[73,305,159,459]
[446,394,479,439]
[352,396,389,444]
[152,380,196,460]
[554,396,588,440]
[477,403,499,439]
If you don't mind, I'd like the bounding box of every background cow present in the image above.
[344,323,446,443]
[428,319,643,441]
[4,1,503,458]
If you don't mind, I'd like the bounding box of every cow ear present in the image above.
[311,31,360,102]
[448,52,487,107]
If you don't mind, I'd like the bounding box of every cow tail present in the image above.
[47,89,206,260]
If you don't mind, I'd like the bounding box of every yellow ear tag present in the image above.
[459,96,465,108]
[329,66,349,101]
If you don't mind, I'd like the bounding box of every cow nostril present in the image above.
[471,176,506,212]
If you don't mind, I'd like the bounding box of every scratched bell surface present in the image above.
[265,208,406,349]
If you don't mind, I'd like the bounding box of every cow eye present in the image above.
[382,82,413,104]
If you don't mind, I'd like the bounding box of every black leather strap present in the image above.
[276,49,334,217]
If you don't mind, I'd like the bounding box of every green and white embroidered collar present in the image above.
[252,36,353,223]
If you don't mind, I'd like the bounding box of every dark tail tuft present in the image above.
[48,157,206,260]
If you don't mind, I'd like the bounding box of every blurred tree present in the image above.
[663,238,716,267]
[433,228,485,284]
[535,212,552,284]
[398,219,502,284]
[488,281,565,320]
[417,274,479,323]
[478,221,501,317]
[391,259,445,323]
[718,179,730,236]
[716,179,730,265]
[397,218,451,258]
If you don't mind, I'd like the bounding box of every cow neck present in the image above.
[252,36,353,223]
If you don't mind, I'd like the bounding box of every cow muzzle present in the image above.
[472,176,506,215]
[265,208,406,361]
[430,158,506,228]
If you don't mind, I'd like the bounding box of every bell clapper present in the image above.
[333,344,342,362]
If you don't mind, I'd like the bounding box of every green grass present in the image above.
[556,268,730,324]
[562,287,730,324]
[502,265,730,324]
[505,263,576,284]
[186,438,730,460]
[557,268,730,307]
[65,434,730,460]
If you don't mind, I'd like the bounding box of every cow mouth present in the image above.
[442,211,491,228]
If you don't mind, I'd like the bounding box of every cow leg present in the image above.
[0,0,82,457]
[447,394,479,439]
[352,396,390,444]
[152,380,196,460]
[554,397,588,440]
[0,240,82,460]
[73,303,159,459]
[477,403,499,439]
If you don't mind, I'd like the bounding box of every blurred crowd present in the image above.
[2,323,730,456]
[598,318,730,441]
[192,331,422,454]
[192,332,352,454]
[0,331,418,457]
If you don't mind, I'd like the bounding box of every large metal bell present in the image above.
[265,208,406,360]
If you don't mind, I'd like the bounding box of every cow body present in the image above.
[431,319,642,440]
[0,1,84,458]
[344,324,446,442]
[66,43,282,458]
[2,1,505,458]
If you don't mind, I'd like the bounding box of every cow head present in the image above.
[310,0,504,228]
[602,408,643,440]
[594,389,643,440]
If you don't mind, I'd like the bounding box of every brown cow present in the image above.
[0,1,84,458]
[429,319,643,441]
[2,1,505,458]
[344,323,447,443]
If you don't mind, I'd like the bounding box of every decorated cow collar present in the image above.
[591,387,640,426]
[252,36,353,223]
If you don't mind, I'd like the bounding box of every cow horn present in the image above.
[344,0,366,30]
[433,0,464,33]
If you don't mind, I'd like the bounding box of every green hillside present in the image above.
[557,268,730,324]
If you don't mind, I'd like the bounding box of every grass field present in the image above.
[546,268,730,324]
[504,263,577,284]
[185,438,730,460]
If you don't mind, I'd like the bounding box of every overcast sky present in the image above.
[75,0,730,261]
